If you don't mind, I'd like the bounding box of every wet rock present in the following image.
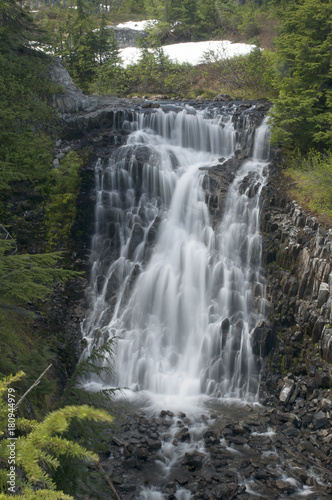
[172,466,191,485]
[215,482,242,499]
[184,451,205,470]
[317,282,330,308]
[202,157,243,224]
[251,320,274,356]
[275,410,301,428]
[160,410,174,418]
[146,438,162,450]
[315,368,330,388]
[301,440,329,461]
[213,93,232,102]
[127,223,144,258]
[136,446,149,459]
[174,427,190,442]
[320,326,332,363]
[275,479,296,494]
[312,317,326,342]
[203,430,220,445]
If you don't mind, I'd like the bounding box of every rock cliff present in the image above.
[50,60,331,392]
[260,159,332,395]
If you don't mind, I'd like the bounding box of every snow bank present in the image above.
[119,40,257,67]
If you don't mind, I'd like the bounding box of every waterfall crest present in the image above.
[82,105,270,402]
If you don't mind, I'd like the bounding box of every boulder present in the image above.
[279,378,295,404]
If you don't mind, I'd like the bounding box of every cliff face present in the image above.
[259,159,332,396]
[50,60,331,390]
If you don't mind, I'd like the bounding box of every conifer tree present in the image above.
[0,238,77,306]
[0,0,35,49]
[271,0,332,151]
[0,372,113,499]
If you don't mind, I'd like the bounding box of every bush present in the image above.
[201,46,277,99]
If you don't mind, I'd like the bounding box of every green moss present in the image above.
[44,151,86,252]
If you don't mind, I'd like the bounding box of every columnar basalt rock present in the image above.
[259,160,332,394]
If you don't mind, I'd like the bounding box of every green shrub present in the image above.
[201,46,277,99]
[97,47,192,96]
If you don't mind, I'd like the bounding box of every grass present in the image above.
[286,150,332,224]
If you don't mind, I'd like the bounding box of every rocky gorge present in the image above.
[50,62,332,499]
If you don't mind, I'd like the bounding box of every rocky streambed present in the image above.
[82,381,332,500]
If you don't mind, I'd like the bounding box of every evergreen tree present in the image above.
[0,238,77,306]
[271,0,332,151]
[0,372,113,498]
[95,11,119,65]
[0,0,35,49]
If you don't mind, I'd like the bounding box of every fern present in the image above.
[63,339,122,407]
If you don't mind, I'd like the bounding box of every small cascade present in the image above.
[81,105,270,403]
[200,119,270,399]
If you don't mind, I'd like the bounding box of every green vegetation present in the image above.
[0,240,76,305]
[143,0,273,42]
[200,46,277,100]
[94,46,193,96]
[0,49,56,195]
[31,0,280,99]
[0,0,86,415]
[0,372,113,499]
[44,150,86,251]
[270,0,332,153]
[286,150,332,218]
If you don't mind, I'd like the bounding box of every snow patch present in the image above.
[115,19,157,31]
[119,40,256,67]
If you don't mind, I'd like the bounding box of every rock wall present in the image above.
[109,26,147,48]
[260,160,332,395]
[50,59,99,114]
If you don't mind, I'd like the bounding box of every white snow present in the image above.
[115,20,157,31]
[119,40,257,68]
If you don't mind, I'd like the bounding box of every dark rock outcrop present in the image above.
[108,25,147,48]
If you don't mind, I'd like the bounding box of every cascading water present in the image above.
[81,105,270,404]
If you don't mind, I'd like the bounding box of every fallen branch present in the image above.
[0,224,17,253]
[96,462,121,500]
[15,364,53,409]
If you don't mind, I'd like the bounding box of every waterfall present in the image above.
[81,105,270,403]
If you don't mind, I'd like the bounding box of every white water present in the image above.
[81,105,270,405]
